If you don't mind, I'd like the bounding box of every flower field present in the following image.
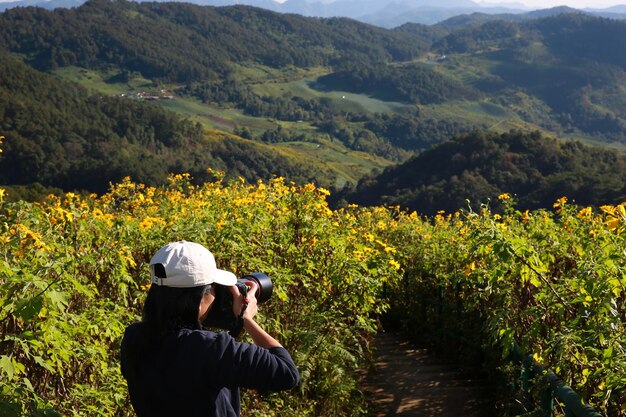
[382,194,626,416]
[1,172,625,416]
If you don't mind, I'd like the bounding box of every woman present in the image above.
[121,241,299,417]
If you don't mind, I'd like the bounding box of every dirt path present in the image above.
[359,331,495,417]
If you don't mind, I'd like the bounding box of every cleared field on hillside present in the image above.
[253,77,412,114]
[275,140,395,188]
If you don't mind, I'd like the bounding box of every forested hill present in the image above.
[342,130,626,215]
[435,13,626,67]
[0,0,427,82]
[428,13,626,142]
[3,1,626,207]
[0,52,333,194]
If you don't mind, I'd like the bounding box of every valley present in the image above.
[1,0,626,211]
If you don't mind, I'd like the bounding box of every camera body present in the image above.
[203,272,272,336]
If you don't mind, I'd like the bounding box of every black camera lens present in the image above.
[239,272,272,303]
[203,272,273,335]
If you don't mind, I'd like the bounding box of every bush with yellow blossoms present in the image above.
[1,173,626,416]
[0,174,399,417]
[383,195,626,416]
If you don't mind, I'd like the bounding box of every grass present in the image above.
[230,63,327,84]
[252,76,412,114]
[51,61,626,186]
[563,133,626,152]
[179,99,406,174]
[158,98,277,132]
[435,54,499,86]
[418,100,533,132]
[274,139,396,188]
[53,66,154,94]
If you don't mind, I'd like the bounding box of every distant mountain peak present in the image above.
[1,0,625,28]
[390,0,479,7]
[527,5,584,17]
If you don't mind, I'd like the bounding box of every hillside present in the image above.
[2,2,626,206]
[0,0,426,82]
[3,3,624,145]
[0,0,441,194]
[0,52,336,194]
[427,13,626,142]
[342,130,626,215]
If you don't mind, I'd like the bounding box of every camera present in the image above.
[203,272,272,336]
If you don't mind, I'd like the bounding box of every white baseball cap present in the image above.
[149,241,237,288]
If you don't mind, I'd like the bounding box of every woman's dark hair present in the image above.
[142,284,211,340]
[127,284,211,369]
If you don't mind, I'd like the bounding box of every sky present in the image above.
[476,0,625,8]
[0,0,624,7]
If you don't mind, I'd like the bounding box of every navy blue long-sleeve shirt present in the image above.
[121,323,299,417]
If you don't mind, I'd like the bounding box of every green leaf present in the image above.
[46,290,68,311]
[15,296,43,322]
[0,399,20,417]
[603,346,613,360]
[23,377,34,391]
[0,355,14,379]
[33,356,55,373]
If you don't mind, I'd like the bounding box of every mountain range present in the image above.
[2,0,626,27]
[2,0,626,212]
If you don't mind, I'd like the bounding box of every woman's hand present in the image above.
[230,281,258,319]
[229,281,280,348]
[241,281,258,321]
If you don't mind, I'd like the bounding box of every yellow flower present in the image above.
[498,193,511,201]
[122,253,137,268]
[553,196,567,208]
[139,216,164,230]
[0,188,5,200]
[603,203,626,232]
[0,135,4,153]
[577,207,593,219]
[464,261,476,276]
[521,210,531,223]
[383,245,396,254]
[553,196,568,213]
[389,259,401,270]
[606,217,621,231]
[15,224,49,250]
[600,205,616,215]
